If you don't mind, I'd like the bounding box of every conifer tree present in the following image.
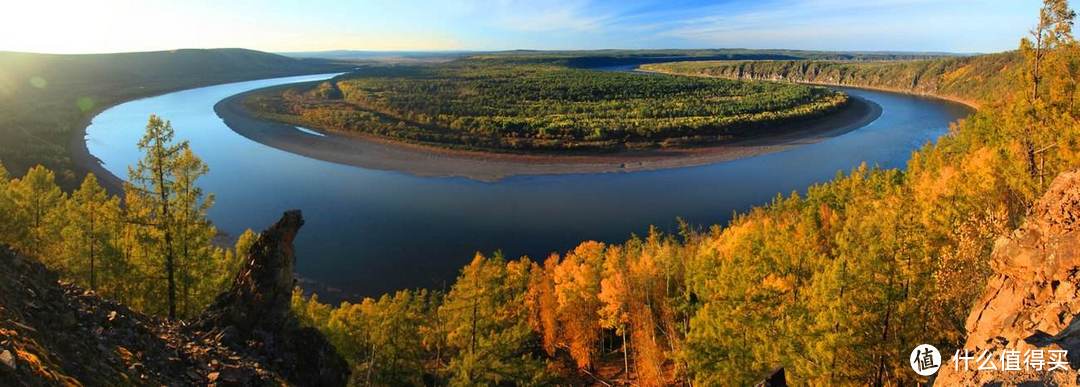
[553,241,604,369]
[438,253,547,386]
[126,115,211,320]
[0,163,17,245]
[9,165,63,259]
[60,173,121,290]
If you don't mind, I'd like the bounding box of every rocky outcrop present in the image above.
[0,244,284,386]
[194,210,349,386]
[0,210,348,386]
[935,170,1080,385]
[198,210,304,333]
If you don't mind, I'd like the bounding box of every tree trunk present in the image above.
[1028,141,1040,178]
[470,272,479,354]
[89,207,96,291]
[156,144,177,321]
[622,329,629,385]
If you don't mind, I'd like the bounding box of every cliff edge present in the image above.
[936,170,1080,385]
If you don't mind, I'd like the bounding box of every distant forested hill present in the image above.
[285,48,957,65]
[642,52,1019,106]
[0,48,349,187]
[469,48,959,68]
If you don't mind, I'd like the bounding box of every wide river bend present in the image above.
[85,73,972,300]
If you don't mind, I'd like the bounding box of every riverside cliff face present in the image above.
[935,170,1080,385]
[642,54,1020,108]
[0,210,348,386]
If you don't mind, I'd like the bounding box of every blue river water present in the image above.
[85,73,971,300]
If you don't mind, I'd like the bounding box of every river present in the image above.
[84,73,972,301]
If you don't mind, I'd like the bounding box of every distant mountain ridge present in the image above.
[282,48,965,65]
[0,48,343,95]
[0,48,351,188]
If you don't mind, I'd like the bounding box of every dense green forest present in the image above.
[244,63,848,152]
[2,1,1078,385]
[0,48,347,188]
[642,52,1020,107]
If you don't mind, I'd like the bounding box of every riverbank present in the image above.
[70,104,127,195]
[216,88,882,181]
[69,70,347,196]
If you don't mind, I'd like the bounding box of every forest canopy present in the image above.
[242,62,849,152]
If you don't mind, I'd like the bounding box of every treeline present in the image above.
[292,232,698,386]
[467,48,956,68]
[292,1,1080,385]
[0,116,252,319]
[642,52,1020,107]
[243,63,848,152]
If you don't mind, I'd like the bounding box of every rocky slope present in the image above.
[0,210,348,386]
[935,170,1080,385]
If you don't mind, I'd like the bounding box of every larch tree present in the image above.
[553,241,605,370]
[9,165,64,260]
[525,255,560,357]
[0,162,17,245]
[1018,0,1076,183]
[438,253,547,386]
[126,115,210,320]
[170,147,217,317]
[597,245,632,380]
[60,173,121,290]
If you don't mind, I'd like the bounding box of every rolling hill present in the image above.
[0,48,350,188]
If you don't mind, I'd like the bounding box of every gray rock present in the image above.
[0,349,15,370]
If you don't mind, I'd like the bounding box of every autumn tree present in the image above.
[598,245,632,380]
[1018,0,1077,183]
[553,241,605,370]
[438,253,548,386]
[525,255,560,356]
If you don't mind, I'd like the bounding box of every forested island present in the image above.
[241,61,851,153]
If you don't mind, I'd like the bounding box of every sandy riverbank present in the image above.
[215,89,882,181]
[70,104,127,195]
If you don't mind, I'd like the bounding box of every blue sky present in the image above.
[1,0,1043,54]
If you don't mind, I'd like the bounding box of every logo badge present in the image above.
[910,344,942,376]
